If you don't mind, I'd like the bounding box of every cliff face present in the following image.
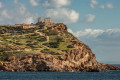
[0,23,119,72]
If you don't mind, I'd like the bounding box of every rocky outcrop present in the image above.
[101,63,120,70]
[0,23,119,72]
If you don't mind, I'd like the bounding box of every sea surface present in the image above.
[0,65,120,80]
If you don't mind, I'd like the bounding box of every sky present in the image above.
[0,0,120,64]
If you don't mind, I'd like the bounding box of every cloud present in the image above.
[100,3,114,9]
[100,5,105,9]
[23,17,34,24]
[72,29,104,38]
[85,14,96,22]
[43,0,71,8]
[14,0,18,4]
[106,3,114,8]
[0,0,78,24]
[43,0,79,24]
[44,8,79,24]
[0,2,38,24]
[90,0,98,8]
[68,29,74,34]
[30,0,39,6]
[1,10,12,19]
[18,3,27,14]
[90,0,114,9]
[72,28,120,40]
[0,1,2,8]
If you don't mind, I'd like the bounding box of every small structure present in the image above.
[44,17,51,23]
[38,17,42,23]
[0,17,55,29]
[16,24,37,29]
[36,17,51,25]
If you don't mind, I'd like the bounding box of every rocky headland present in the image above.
[0,22,120,72]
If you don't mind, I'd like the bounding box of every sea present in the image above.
[0,65,120,80]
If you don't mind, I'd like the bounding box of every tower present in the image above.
[44,17,51,23]
[38,17,42,23]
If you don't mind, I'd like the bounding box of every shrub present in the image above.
[72,41,77,44]
[0,52,13,61]
[41,49,60,55]
[43,42,59,48]
[67,45,74,48]
[47,30,58,35]
[49,42,59,48]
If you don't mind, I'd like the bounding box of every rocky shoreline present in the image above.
[0,50,119,72]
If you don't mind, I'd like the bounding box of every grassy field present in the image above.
[0,25,75,61]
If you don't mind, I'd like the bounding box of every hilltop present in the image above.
[0,18,120,72]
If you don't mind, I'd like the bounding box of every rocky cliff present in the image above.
[0,23,119,72]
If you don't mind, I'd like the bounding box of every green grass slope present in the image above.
[0,24,76,61]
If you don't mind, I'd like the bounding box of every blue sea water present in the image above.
[0,65,120,80]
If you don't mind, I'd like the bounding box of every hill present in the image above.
[0,23,119,72]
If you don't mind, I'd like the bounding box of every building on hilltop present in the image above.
[0,17,56,29]
[44,17,51,23]
[36,17,51,25]
[38,17,42,23]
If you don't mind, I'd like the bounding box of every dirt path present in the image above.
[35,30,50,49]
[35,30,49,42]
[35,30,64,54]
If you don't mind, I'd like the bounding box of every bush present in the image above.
[43,42,59,48]
[72,41,77,44]
[0,52,13,61]
[67,45,74,48]
[41,49,60,55]
[47,30,58,35]
[49,42,59,48]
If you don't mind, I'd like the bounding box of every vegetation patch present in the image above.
[41,49,60,55]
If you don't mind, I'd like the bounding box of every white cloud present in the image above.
[1,10,12,19]
[43,0,79,24]
[106,3,114,8]
[90,0,114,9]
[19,3,26,14]
[68,29,74,34]
[74,29,104,38]
[0,1,2,8]
[69,28,120,43]
[23,17,34,24]
[90,0,98,8]
[99,3,114,9]
[85,14,96,22]
[14,0,18,4]
[72,28,120,39]
[70,28,120,42]
[43,0,71,8]
[100,5,105,9]
[45,8,79,24]
[0,2,38,24]
[30,0,39,6]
